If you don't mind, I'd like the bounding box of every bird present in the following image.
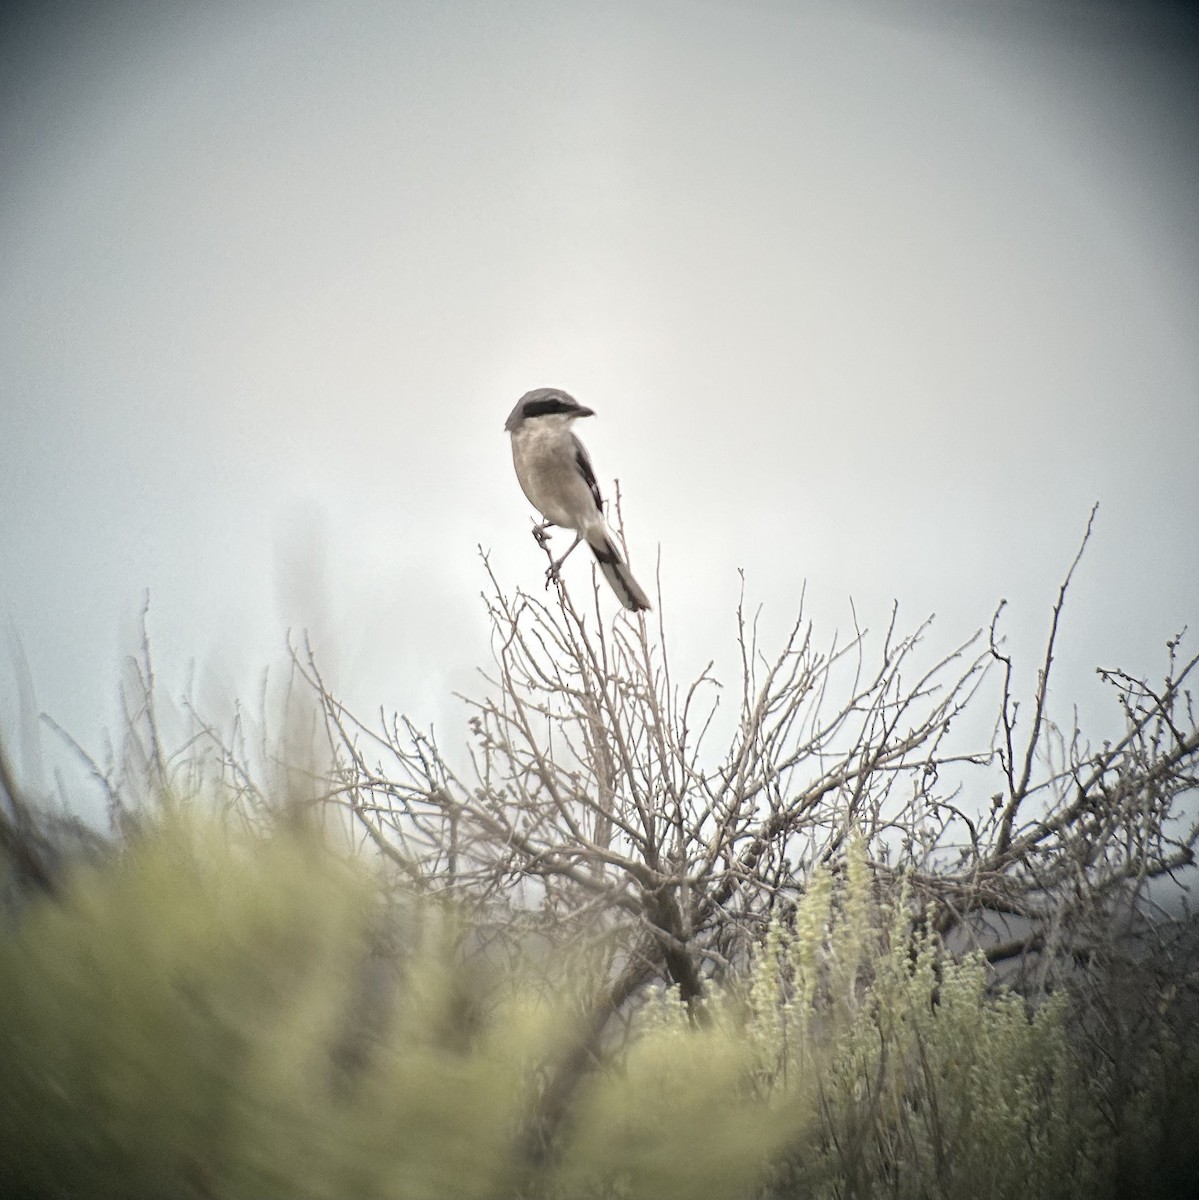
[504,387,652,612]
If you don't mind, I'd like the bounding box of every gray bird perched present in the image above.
[504,387,652,612]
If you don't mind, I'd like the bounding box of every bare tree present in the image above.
[1,512,1183,1130]
[20,512,1192,1028]
[3,508,1195,1178]
[267,509,1193,1040]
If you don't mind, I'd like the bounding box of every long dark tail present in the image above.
[586,532,651,612]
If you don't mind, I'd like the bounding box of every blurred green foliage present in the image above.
[0,817,788,1200]
[0,815,534,1198]
[1,820,1196,1199]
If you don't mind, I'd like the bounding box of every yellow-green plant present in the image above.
[0,815,545,1199]
[5,815,1178,1200]
[740,840,1108,1200]
[0,816,796,1200]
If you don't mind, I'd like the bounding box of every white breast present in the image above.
[509,419,599,532]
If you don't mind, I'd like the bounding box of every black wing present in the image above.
[572,434,604,514]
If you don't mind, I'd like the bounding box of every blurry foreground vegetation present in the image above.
[2,815,1197,1199]
[2,526,1199,1197]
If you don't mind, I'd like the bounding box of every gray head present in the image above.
[504,387,595,432]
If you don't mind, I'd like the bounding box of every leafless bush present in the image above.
[4,509,1196,1176]
[235,509,1196,1022]
[18,513,1193,1021]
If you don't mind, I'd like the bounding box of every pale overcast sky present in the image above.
[2,0,1197,819]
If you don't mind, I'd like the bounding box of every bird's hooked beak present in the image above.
[575,407,595,418]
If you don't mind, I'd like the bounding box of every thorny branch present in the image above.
[16,511,1196,1016]
[240,512,1195,1016]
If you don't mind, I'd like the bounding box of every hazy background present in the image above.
[2,0,1196,821]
